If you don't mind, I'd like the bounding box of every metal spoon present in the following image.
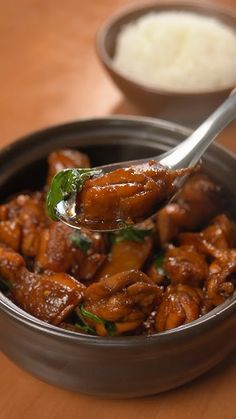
[56,89,236,231]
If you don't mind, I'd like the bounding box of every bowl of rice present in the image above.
[96,1,236,125]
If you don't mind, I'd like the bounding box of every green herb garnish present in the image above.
[75,320,97,335]
[46,167,102,221]
[0,277,11,292]
[70,231,92,254]
[105,321,116,337]
[80,304,116,336]
[154,252,165,276]
[110,225,154,244]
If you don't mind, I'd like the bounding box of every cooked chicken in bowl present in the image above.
[0,148,235,337]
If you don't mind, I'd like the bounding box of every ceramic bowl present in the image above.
[0,117,235,397]
[96,2,236,126]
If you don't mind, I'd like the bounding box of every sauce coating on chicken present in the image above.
[0,148,235,337]
[76,161,190,230]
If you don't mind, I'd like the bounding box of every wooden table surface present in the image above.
[0,0,235,418]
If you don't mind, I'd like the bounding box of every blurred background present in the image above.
[0,0,235,149]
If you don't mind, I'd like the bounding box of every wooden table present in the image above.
[0,1,235,418]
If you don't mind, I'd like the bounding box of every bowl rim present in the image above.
[0,115,235,347]
[96,0,236,97]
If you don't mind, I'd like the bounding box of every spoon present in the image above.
[54,89,236,231]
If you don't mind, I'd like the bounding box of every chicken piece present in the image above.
[47,149,91,185]
[0,193,47,257]
[179,216,236,306]
[36,221,107,281]
[0,244,85,325]
[163,245,208,287]
[97,232,153,279]
[155,284,203,332]
[82,270,163,336]
[13,269,85,325]
[179,214,234,257]
[22,200,47,255]
[97,220,155,279]
[0,244,25,281]
[146,252,165,285]
[202,214,234,248]
[70,228,107,281]
[206,249,236,306]
[75,161,191,231]
[36,222,83,273]
[75,253,106,282]
[0,220,21,251]
[156,174,223,245]
[0,204,8,221]
[155,203,189,246]
[178,173,223,222]
[146,261,165,285]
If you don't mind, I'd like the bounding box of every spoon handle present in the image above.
[159,89,236,170]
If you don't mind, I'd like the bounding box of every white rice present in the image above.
[113,11,236,91]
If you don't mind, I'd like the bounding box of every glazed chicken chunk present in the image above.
[207,249,236,306]
[81,270,163,336]
[156,174,223,245]
[36,221,106,280]
[163,245,209,287]
[0,193,47,257]
[47,149,91,185]
[155,284,203,332]
[97,220,155,279]
[0,244,85,324]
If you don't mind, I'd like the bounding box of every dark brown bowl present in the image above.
[0,116,236,398]
[96,2,236,125]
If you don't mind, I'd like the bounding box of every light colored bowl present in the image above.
[0,116,236,398]
[96,1,236,126]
